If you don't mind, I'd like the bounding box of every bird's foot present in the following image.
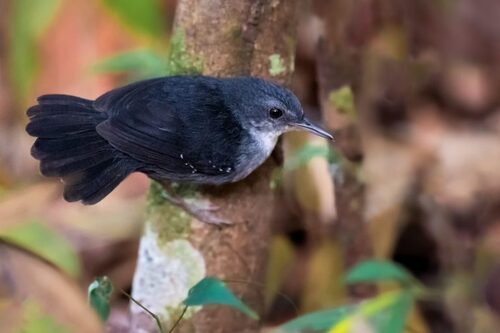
[182,200,232,226]
[160,188,232,226]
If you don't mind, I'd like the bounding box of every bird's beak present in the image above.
[292,118,334,140]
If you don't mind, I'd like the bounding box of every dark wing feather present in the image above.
[95,77,242,180]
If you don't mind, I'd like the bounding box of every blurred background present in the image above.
[2,0,500,332]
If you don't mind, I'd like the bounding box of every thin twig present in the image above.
[121,289,165,333]
[168,305,188,333]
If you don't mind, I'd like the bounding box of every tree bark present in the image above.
[129,1,299,332]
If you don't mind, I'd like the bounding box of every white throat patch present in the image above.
[250,128,279,156]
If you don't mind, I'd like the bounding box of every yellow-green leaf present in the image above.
[0,221,80,277]
[20,300,69,333]
[8,0,61,103]
[329,86,356,117]
[329,291,413,333]
[280,306,356,332]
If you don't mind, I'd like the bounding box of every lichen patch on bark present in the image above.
[147,181,192,244]
[130,226,205,323]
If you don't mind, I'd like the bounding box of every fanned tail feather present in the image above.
[26,95,138,204]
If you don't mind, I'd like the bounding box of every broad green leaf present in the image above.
[20,300,69,333]
[280,306,356,332]
[329,86,356,117]
[0,221,80,277]
[8,0,61,102]
[102,0,165,39]
[284,145,331,171]
[93,49,167,79]
[88,277,114,322]
[183,277,259,319]
[345,260,415,286]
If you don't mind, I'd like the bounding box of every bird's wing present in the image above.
[94,77,242,178]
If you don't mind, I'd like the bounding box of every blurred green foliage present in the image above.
[280,306,356,332]
[329,290,413,333]
[284,144,332,171]
[93,30,202,81]
[8,0,61,103]
[101,0,166,39]
[0,221,80,278]
[344,260,416,287]
[19,301,68,333]
[122,261,417,332]
[93,49,168,79]
[278,260,416,333]
[329,86,355,118]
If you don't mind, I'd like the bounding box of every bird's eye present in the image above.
[269,108,284,119]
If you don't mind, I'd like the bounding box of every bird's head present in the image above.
[222,77,333,140]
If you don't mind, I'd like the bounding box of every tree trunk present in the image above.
[129,1,299,332]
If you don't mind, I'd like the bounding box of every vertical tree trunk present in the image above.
[129,1,299,332]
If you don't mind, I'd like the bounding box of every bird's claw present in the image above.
[184,198,220,212]
[163,193,231,226]
[160,185,232,226]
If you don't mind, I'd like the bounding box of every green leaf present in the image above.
[345,260,415,286]
[368,291,413,333]
[20,300,69,333]
[329,85,356,117]
[8,0,61,102]
[280,306,356,332]
[284,145,331,171]
[88,277,114,322]
[183,277,259,319]
[93,49,168,79]
[0,221,80,278]
[102,0,165,39]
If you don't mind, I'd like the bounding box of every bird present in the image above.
[26,75,333,223]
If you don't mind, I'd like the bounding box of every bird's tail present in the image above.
[26,95,138,204]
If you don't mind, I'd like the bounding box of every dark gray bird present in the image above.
[26,76,332,222]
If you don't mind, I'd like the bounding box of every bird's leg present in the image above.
[159,182,232,226]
